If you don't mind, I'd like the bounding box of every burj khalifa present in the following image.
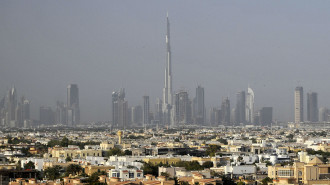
[162,13,173,126]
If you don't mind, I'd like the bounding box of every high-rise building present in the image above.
[112,88,128,128]
[22,99,30,121]
[55,101,67,125]
[294,86,303,123]
[7,87,17,127]
[40,106,55,125]
[209,107,221,126]
[155,98,163,125]
[221,97,230,125]
[231,108,236,124]
[0,96,5,126]
[143,96,150,127]
[245,87,254,123]
[15,96,30,128]
[194,85,205,125]
[174,91,191,124]
[67,84,80,126]
[307,92,318,122]
[131,105,142,126]
[319,107,329,122]
[235,91,246,124]
[112,91,119,126]
[162,13,173,127]
[259,107,273,126]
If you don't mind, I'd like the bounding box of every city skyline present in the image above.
[2,1,330,122]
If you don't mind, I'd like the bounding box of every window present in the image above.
[137,173,141,177]
[129,172,134,178]
[278,170,294,177]
[112,173,116,177]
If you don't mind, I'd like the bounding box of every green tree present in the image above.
[202,161,214,168]
[261,177,272,185]
[237,181,245,185]
[21,147,32,157]
[87,172,106,184]
[66,164,82,176]
[142,162,158,176]
[65,156,72,162]
[24,161,35,170]
[180,181,189,185]
[47,139,61,147]
[16,160,22,170]
[60,137,69,147]
[265,161,272,167]
[174,161,203,171]
[44,165,61,180]
[124,150,132,156]
[217,138,228,145]
[106,147,124,156]
[160,172,170,178]
[210,170,221,178]
[206,145,221,157]
[220,175,236,185]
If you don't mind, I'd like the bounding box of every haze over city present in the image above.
[1,1,330,122]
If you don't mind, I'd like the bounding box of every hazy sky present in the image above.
[1,1,330,122]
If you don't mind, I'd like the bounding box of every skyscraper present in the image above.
[294,86,303,123]
[307,92,318,122]
[155,98,163,125]
[112,88,128,128]
[40,106,55,125]
[259,107,273,126]
[194,85,205,125]
[209,107,221,126]
[245,87,254,123]
[131,105,142,126]
[174,91,191,124]
[7,87,17,127]
[221,97,230,125]
[235,91,246,124]
[15,96,30,128]
[162,13,173,127]
[0,96,5,126]
[55,101,67,125]
[67,84,80,126]
[319,107,329,122]
[143,96,150,128]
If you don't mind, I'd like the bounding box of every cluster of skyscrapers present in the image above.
[110,14,273,129]
[6,15,330,128]
[39,84,80,127]
[294,86,328,123]
[111,15,208,128]
[0,87,30,127]
[209,88,273,127]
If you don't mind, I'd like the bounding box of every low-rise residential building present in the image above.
[268,157,330,185]
[49,146,102,159]
[109,168,143,181]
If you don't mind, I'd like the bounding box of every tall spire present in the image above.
[163,12,173,126]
